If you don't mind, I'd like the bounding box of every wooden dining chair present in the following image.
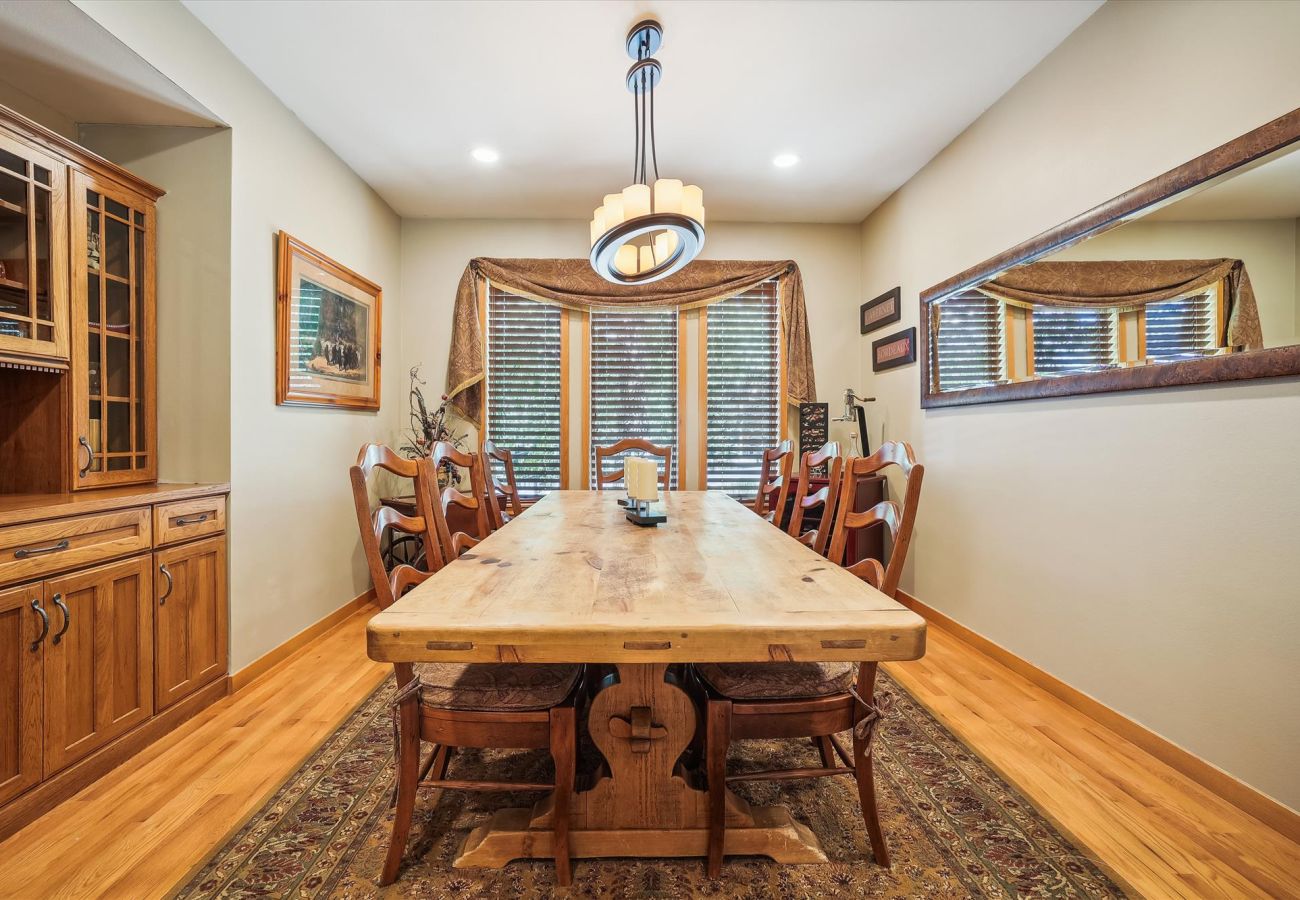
[752,440,794,528]
[349,442,582,887]
[594,437,673,491]
[483,439,525,528]
[431,440,493,554]
[785,442,843,557]
[826,440,925,599]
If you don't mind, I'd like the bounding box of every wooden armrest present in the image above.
[795,530,817,548]
[845,558,885,591]
[451,532,480,556]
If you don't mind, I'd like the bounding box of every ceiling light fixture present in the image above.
[590,19,705,285]
[471,146,500,164]
[772,153,800,168]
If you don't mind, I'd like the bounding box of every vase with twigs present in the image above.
[401,365,466,488]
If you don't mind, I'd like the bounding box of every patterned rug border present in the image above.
[170,665,1131,898]
[163,671,389,900]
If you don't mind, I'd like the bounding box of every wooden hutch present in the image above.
[0,105,229,838]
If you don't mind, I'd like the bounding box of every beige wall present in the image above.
[859,0,1300,809]
[77,124,234,484]
[0,78,77,139]
[399,219,864,485]
[75,0,405,671]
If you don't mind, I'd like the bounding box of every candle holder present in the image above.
[625,497,667,527]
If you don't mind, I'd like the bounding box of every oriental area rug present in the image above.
[173,671,1126,899]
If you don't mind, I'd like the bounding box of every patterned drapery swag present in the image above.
[446,258,817,425]
[973,258,1262,350]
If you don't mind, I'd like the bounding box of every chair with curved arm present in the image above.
[430,441,493,557]
[483,439,525,528]
[594,437,673,491]
[785,441,843,557]
[752,440,794,528]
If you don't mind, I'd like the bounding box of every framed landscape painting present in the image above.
[275,231,382,410]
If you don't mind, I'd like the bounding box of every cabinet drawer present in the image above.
[0,508,152,586]
[153,495,226,547]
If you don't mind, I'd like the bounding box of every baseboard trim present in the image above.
[895,589,1300,844]
[0,676,229,842]
[229,588,376,693]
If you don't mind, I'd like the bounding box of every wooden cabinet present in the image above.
[154,536,227,710]
[0,485,228,839]
[70,171,156,488]
[0,129,68,368]
[0,104,162,494]
[0,583,43,806]
[42,555,153,773]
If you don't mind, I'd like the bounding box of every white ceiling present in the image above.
[1146,144,1300,222]
[183,0,1100,223]
[0,0,221,128]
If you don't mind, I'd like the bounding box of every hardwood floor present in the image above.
[0,606,1296,899]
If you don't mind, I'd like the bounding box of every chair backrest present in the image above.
[594,438,673,491]
[483,439,524,526]
[786,441,843,557]
[753,440,794,527]
[825,440,924,598]
[348,443,445,608]
[430,440,492,556]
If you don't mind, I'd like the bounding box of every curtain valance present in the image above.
[975,258,1262,350]
[446,257,817,425]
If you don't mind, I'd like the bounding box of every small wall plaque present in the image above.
[872,327,917,372]
[860,286,902,334]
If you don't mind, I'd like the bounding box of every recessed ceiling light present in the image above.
[772,153,799,168]
[471,146,500,164]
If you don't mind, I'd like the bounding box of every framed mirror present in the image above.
[920,108,1300,408]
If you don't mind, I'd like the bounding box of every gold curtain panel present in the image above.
[975,258,1262,350]
[446,258,817,424]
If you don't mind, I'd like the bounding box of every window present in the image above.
[1145,289,1217,359]
[1031,306,1116,376]
[588,306,679,488]
[485,287,564,495]
[705,282,781,499]
[932,291,1005,391]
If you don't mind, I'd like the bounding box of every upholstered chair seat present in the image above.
[413,662,582,711]
[695,661,855,701]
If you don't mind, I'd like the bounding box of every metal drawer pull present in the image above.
[821,639,866,650]
[426,640,473,651]
[14,539,70,559]
[175,513,210,526]
[30,599,49,651]
[52,594,70,645]
[624,640,672,651]
[78,437,93,478]
[159,564,174,605]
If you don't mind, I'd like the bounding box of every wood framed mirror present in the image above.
[920,108,1300,408]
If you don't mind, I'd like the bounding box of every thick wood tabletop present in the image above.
[366,491,925,664]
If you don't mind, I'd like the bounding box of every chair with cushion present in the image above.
[698,441,923,878]
[785,441,843,557]
[348,442,582,886]
[752,440,794,528]
[431,440,493,553]
[484,439,525,528]
[594,437,673,491]
[826,440,924,599]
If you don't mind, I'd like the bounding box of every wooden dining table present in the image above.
[367,490,926,869]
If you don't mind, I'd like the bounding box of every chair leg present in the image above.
[550,704,576,887]
[815,735,836,768]
[852,732,890,867]
[381,694,421,886]
[705,698,732,879]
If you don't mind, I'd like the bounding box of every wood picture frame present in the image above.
[275,231,382,410]
[872,327,916,372]
[919,106,1300,409]
[860,286,902,334]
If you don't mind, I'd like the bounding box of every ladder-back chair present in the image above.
[752,440,794,528]
[483,439,525,528]
[431,441,493,555]
[785,442,843,557]
[593,437,673,491]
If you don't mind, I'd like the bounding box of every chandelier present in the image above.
[589,19,706,285]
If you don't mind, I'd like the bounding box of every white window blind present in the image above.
[1145,290,1217,359]
[933,291,1005,391]
[706,282,780,499]
[589,306,678,488]
[485,287,563,495]
[1031,306,1116,376]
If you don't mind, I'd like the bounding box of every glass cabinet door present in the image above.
[0,133,68,364]
[71,171,156,489]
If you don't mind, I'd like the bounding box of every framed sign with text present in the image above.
[860,286,902,334]
[872,326,917,372]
